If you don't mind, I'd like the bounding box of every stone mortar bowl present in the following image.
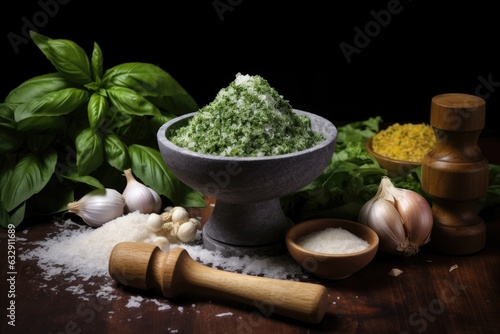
[157,109,337,256]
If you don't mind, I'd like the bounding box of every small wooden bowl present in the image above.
[366,137,421,177]
[285,219,379,280]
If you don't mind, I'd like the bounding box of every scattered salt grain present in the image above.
[297,227,369,254]
[215,312,233,317]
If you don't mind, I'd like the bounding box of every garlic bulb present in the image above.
[358,176,433,256]
[122,169,162,214]
[67,188,125,227]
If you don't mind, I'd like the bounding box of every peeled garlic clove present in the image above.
[146,213,163,232]
[122,168,162,214]
[67,188,125,227]
[151,236,170,252]
[170,206,189,224]
[177,218,201,243]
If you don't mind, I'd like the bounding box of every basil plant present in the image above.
[0,31,204,228]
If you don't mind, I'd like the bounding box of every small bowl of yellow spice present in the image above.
[367,123,436,177]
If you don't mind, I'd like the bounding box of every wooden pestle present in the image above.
[108,242,328,324]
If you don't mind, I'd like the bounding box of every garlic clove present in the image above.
[146,213,163,232]
[148,187,163,213]
[151,236,170,253]
[366,199,408,253]
[394,191,433,247]
[67,188,125,227]
[177,218,201,243]
[122,168,162,214]
[170,206,189,224]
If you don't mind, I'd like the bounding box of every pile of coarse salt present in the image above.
[297,227,370,254]
[19,211,305,289]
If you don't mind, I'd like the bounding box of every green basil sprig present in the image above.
[0,31,204,228]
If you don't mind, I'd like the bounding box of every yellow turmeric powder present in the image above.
[371,123,435,162]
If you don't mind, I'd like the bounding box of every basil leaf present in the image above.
[88,93,108,130]
[75,128,103,175]
[26,132,57,152]
[107,86,161,116]
[128,144,204,206]
[31,31,92,85]
[0,202,25,228]
[59,170,105,189]
[16,116,66,132]
[14,87,89,122]
[104,133,130,170]
[148,114,176,132]
[147,94,199,115]
[101,62,198,114]
[0,126,23,153]
[0,103,24,153]
[0,156,16,205]
[91,42,103,79]
[5,73,73,104]
[2,148,57,212]
[102,63,185,96]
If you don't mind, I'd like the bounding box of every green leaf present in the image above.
[104,133,130,170]
[107,86,161,116]
[14,88,90,122]
[30,31,92,85]
[102,62,199,114]
[146,95,198,115]
[88,93,108,130]
[5,73,73,104]
[0,202,25,229]
[75,128,103,175]
[0,103,24,153]
[102,63,186,96]
[1,148,57,212]
[16,116,66,132]
[128,144,204,206]
[26,132,57,152]
[0,156,16,205]
[148,114,176,132]
[91,42,104,79]
[59,170,105,189]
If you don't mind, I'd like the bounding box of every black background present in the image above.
[2,0,499,135]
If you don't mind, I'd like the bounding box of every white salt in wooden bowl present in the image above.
[285,218,379,279]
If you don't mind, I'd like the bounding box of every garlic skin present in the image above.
[358,176,433,256]
[122,169,162,214]
[67,188,125,227]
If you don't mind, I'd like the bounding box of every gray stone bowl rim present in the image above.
[157,109,337,161]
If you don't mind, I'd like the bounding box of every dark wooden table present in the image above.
[2,136,499,334]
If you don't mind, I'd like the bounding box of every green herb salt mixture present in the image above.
[169,73,324,157]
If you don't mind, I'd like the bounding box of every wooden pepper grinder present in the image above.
[421,93,489,255]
